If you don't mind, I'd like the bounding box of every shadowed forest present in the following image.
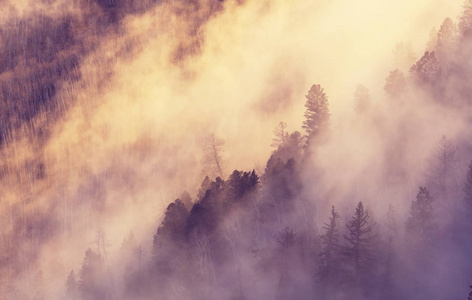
[1,0,472,299]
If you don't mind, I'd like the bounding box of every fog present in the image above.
[0,0,470,299]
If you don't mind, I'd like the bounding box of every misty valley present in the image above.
[1,0,472,300]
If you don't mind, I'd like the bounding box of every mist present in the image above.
[0,0,471,299]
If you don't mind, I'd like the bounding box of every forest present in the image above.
[0,0,472,299]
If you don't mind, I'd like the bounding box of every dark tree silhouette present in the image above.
[153,199,189,252]
[319,206,341,293]
[226,170,259,204]
[405,187,437,246]
[342,202,377,276]
[187,177,225,234]
[276,227,299,297]
[302,84,330,146]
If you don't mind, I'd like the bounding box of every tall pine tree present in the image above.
[319,206,341,294]
[342,202,377,277]
[405,187,437,246]
[302,84,330,146]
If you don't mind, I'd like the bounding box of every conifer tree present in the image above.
[302,84,330,146]
[426,136,458,214]
[437,18,458,68]
[319,206,341,291]
[384,69,407,98]
[405,187,437,245]
[66,270,79,299]
[409,51,441,86]
[459,0,472,36]
[342,202,377,276]
[197,176,212,201]
[79,249,107,300]
[463,161,472,209]
[153,199,189,253]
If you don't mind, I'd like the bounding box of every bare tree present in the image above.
[271,121,289,148]
[190,227,216,295]
[202,134,225,178]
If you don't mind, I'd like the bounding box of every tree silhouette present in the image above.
[384,69,407,98]
[202,133,225,178]
[437,18,458,69]
[464,161,472,211]
[342,202,377,276]
[319,206,341,293]
[79,249,107,300]
[302,84,330,146]
[409,51,441,87]
[153,199,189,253]
[66,270,79,300]
[405,187,437,246]
[459,0,472,36]
[426,136,459,215]
[271,121,289,148]
[197,176,212,201]
[426,27,438,52]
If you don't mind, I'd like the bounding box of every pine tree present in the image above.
[197,176,212,201]
[405,187,437,245]
[459,0,472,36]
[319,206,341,291]
[426,27,438,52]
[153,199,189,253]
[409,51,441,86]
[384,69,407,98]
[342,202,377,276]
[437,18,458,69]
[302,84,330,146]
[426,136,458,214]
[79,249,107,300]
[66,270,79,299]
[464,161,472,209]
